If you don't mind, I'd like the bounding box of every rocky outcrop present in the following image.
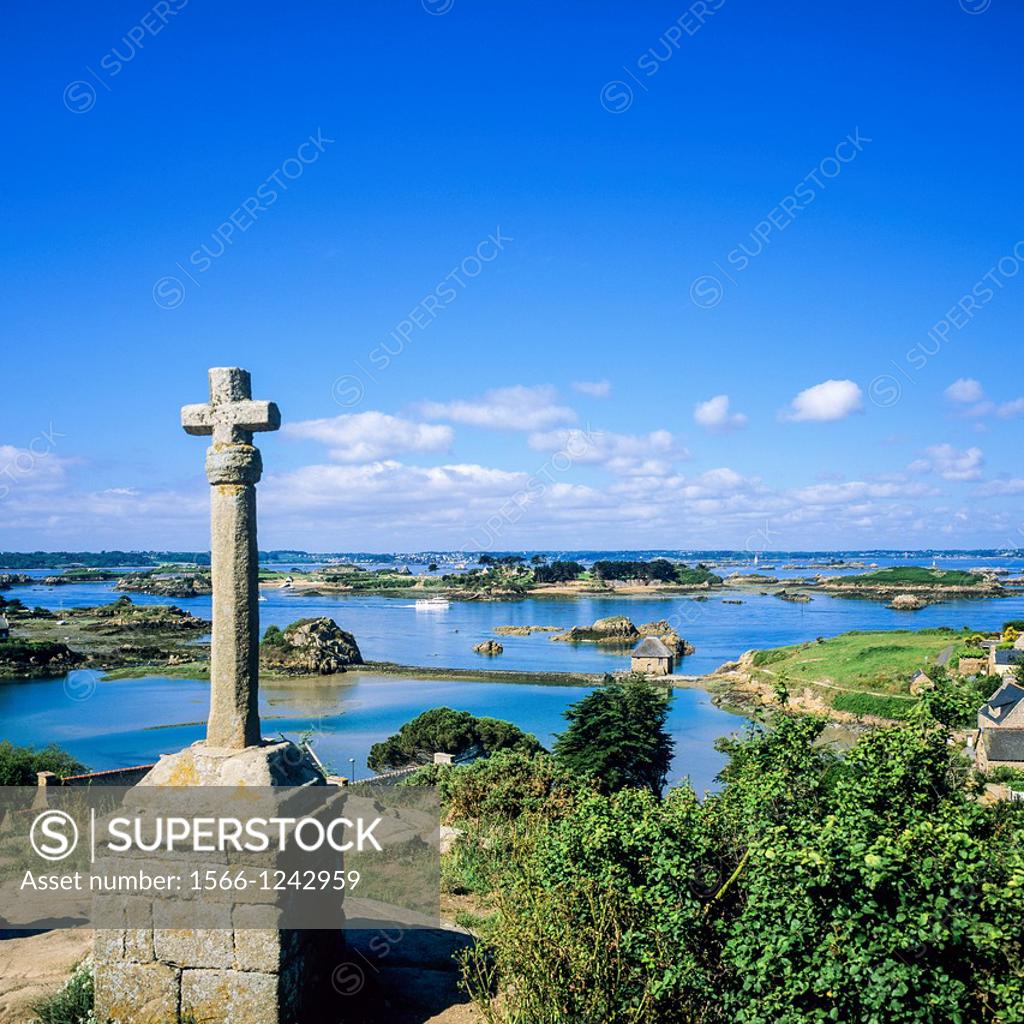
[259,617,363,675]
[552,615,640,645]
[889,594,926,611]
[77,596,209,634]
[551,616,695,657]
[638,620,695,658]
[473,640,504,655]
[117,573,212,598]
[777,590,812,603]
[494,625,560,636]
[0,573,31,589]
[0,639,86,678]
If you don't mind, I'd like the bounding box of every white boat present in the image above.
[415,597,450,611]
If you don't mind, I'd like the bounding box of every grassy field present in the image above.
[829,567,985,587]
[750,628,966,696]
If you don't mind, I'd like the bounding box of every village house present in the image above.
[631,636,674,676]
[975,729,1024,772]
[909,670,934,695]
[990,646,1024,677]
[974,679,1024,772]
[978,680,1024,730]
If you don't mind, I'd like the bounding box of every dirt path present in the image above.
[0,929,92,1023]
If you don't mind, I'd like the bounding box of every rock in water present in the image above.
[638,620,695,658]
[473,639,504,655]
[553,615,640,645]
[890,593,926,611]
[259,617,363,675]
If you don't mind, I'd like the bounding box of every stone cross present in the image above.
[182,368,280,749]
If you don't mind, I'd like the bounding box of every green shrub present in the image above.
[0,741,85,785]
[751,648,789,667]
[368,708,542,772]
[554,676,674,796]
[466,720,1024,1023]
[831,691,915,719]
[30,959,93,1024]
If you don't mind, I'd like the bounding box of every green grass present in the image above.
[749,628,963,696]
[102,660,210,680]
[835,567,986,587]
[831,691,916,719]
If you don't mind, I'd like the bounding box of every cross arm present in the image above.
[182,403,214,435]
[229,400,281,433]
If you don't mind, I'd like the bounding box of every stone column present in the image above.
[206,444,263,749]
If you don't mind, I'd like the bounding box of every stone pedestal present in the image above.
[93,742,343,1024]
[137,739,325,788]
[95,917,339,1024]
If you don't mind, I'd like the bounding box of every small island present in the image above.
[0,594,209,676]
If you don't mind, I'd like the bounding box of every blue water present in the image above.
[13,572,1024,677]
[4,555,1023,791]
[0,670,743,794]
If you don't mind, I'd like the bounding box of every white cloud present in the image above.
[943,380,1024,420]
[997,398,1024,419]
[781,379,863,422]
[283,412,453,463]
[976,477,1024,497]
[418,385,576,431]
[694,394,748,433]
[793,479,939,505]
[912,443,985,482]
[0,444,74,494]
[571,380,611,398]
[944,378,985,404]
[528,427,688,475]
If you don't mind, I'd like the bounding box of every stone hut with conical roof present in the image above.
[631,636,673,675]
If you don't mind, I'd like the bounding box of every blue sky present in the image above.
[2,0,1023,551]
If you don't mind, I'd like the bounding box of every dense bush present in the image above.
[367,707,542,771]
[0,740,85,785]
[922,669,997,728]
[462,717,1024,1023]
[831,690,915,719]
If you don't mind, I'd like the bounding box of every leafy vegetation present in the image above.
[367,707,543,771]
[591,559,722,586]
[0,740,85,785]
[453,717,1024,1023]
[30,959,94,1024]
[531,560,585,583]
[553,676,674,796]
[835,566,987,587]
[920,668,999,728]
[831,690,915,719]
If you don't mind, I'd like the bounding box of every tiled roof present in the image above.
[633,636,672,659]
[984,729,1024,763]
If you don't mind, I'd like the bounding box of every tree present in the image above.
[554,676,674,795]
[367,708,543,771]
[532,560,584,583]
[0,741,85,785]
[921,667,992,728]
